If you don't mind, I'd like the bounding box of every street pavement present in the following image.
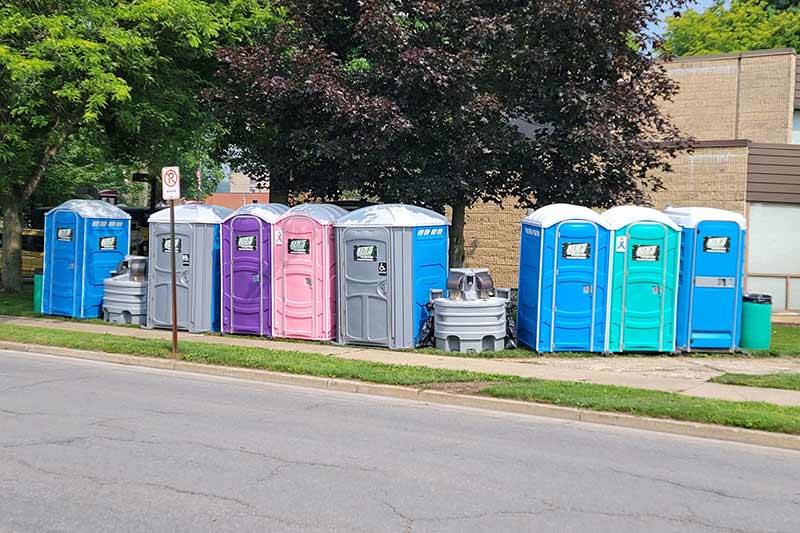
[2,350,800,533]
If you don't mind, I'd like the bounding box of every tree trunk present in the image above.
[449,202,466,268]
[269,175,290,205]
[1,196,23,293]
[1,122,72,292]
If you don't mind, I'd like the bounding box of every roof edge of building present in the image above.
[660,47,796,65]
[654,139,752,149]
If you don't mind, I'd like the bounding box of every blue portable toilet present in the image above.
[335,204,449,349]
[665,207,747,352]
[42,200,131,318]
[517,204,611,352]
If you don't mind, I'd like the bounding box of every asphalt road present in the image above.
[1,350,800,533]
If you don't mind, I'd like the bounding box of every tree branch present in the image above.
[21,121,74,201]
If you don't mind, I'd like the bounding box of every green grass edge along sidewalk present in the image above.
[3,286,800,358]
[712,373,800,392]
[2,324,800,436]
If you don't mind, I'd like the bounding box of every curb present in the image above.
[2,341,799,452]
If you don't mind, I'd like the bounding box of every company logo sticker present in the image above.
[703,236,731,254]
[632,244,660,262]
[99,236,117,250]
[562,242,591,260]
[236,235,257,251]
[57,228,73,241]
[288,239,310,255]
[354,245,377,262]
[162,238,181,253]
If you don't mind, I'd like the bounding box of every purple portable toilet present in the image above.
[221,203,289,336]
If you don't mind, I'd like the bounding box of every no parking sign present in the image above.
[161,166,181,200]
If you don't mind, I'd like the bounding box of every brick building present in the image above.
[462,48,800,311]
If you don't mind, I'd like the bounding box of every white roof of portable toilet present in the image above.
[523,203,604,229]
[148,204,232,224]
[224,203,289,224]
[46,200,131,220]
[277,204,347,224]
[336,204,450,227]
[601,206,680,231]
[663,206,746,230]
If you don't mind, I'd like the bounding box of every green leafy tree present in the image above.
[665,0,800,56]
[0,0,280,291]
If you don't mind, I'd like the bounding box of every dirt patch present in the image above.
[422,381,505,395]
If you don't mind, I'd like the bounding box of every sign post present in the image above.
[161,167,181,355]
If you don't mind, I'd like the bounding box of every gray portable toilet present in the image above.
[335,204,449,349]
[146,204,232,333]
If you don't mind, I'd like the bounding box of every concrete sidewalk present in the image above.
[3,315,800,407]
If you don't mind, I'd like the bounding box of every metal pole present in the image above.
[169,199,179,355]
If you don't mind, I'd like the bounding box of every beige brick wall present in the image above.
[648,146,749,215]
[461,146,748,287]
[661,58,740,140]
[661,51,795,144]
[738,54,794,143]
[462,199,527,288]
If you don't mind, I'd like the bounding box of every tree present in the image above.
[0,0,280,291]
[665,1,800,56]
[209,1,688,266]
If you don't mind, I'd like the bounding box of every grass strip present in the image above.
[711,373,800,392]
[481,381,800,434]
[0,286,38,318]
[0,324,518,386]
[2,285,799,357]
[2,324,800,434]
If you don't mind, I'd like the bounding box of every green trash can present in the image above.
[33,268,43,314]
[740,293,772,351]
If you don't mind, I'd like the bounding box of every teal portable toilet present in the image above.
[602,206,681,353]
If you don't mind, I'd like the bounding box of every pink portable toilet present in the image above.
[272,204,347,341]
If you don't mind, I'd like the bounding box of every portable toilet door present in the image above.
[517,204,610,352]
[42,200,131,318]
[335,204,449,349]
[603,206,681,353]
[221,203,288,336]
[272,204,347,341]
[147,204,232,333]
[44,208,79,317]
[665,207,746,352]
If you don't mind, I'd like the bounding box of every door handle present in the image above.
[652,286,661,295]
[68,263,75,270]
[305,277,312,287]
[252,274,260,283]
[583,285,593,294]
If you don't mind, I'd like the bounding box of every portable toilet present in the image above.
[664,207,746,352]
[602,206,681,353]
[42,200,131,318]
[220,203,289,336]
[272,204,347,341]
[335,204,449,349]
[516,204,610,352]
[146,204,232,333]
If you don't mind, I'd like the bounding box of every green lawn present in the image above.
[754,325,800,357]
[481,381,800,434]
[1,283,798,356]
[2,323,800,435]
[711,373,800,392]
[0,284,37,317]
[0,324,519,386]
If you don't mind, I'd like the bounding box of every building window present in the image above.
[792,110,800,144]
